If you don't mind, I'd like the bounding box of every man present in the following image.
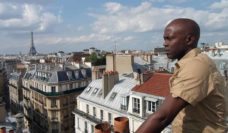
[136,18,226,133]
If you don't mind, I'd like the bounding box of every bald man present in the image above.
[136,18,226,133]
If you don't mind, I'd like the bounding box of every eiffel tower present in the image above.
[28,32,37,56]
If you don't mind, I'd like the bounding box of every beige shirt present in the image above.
[170,48,226,133]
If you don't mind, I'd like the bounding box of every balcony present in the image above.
[29,86,86,96]
[73,108,102,124]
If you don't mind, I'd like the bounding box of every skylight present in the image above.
[85,87,92,93]
[98,90,103,97]
[92,88,99,94]
[109,92,117,101]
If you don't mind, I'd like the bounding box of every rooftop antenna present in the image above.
[114,40,117,54]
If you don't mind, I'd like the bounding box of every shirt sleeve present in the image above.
[170,60,214,106]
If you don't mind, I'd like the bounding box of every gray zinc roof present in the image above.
[79,75,138,111]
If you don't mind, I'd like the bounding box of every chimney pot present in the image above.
[114,117,129,133]
[95,122,111,133]
[8,130,14,133]
[0,127,6,133]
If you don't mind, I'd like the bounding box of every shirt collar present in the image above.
[175,48,201,69]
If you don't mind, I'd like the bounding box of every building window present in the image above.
[85,87,92,93]
[121,96,129,111]
[66,71,73,80]
[81,69,87,78]
[51,111,58,121]
[109,92,117,101]
[74,71,79,79]
[75,83,78,88]
[98,90,103,97]
[93,107,96,117]
[85,121,88,133]
[147,101,159,113]
[77,118,80,129]
[108,113,112,124]
[86,104,89,114]
[91,125,94,133]
[51,122,59,133]
[51,99,57,108]
[100,110,103,120]
[132,97,140,114]
[92,88,99,94]
[51,86,56,92]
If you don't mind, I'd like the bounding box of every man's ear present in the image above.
[186,34,195,46]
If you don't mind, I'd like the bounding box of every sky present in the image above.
[0,0,228,54]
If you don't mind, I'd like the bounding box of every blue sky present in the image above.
[0,0,228,54]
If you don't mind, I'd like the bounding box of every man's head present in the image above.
[163,18,200,60]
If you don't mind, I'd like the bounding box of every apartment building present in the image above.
[0,67,9,110]
[106,54,153,74]
[22,63,91,133]
[73,71,172,133]
[8,72,23,114]
[128,72,172,132]
[73,71,138,133]
[0,101,6,123]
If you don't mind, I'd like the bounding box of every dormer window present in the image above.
[121,96,129,111]
[97,90,103,97]
[146,100,159,113]
[92,88,99,94]
[109,92,117,101]
[81,69,87,78]
[132,97,140,114]
[74,71,79,79]
[85,87,92,93]
[67,71,73,80]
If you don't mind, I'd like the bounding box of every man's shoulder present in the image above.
[184,52,214,68]
[178,53,216,77]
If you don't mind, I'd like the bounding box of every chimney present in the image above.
[95,122,111,133]
[140,71,153,84]
[114,117,129,133]
[102,71,119,98]
[224,70,227,80]
[137,69,141,85]
[0,127,6,133]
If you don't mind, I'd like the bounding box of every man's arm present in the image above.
[136,94,189,133]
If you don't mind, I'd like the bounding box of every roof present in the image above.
[132,73,172,97]
[79,76,138,111]
[23,64,91,83]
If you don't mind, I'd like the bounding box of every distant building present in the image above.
[91,65,106,80]
[0,101,6,123]
[22,63,91,133]
[106,54,153,74]
[154,47,166,55]
[8,72,23,114]
[0,68,9,111]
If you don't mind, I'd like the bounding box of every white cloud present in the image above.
[92,1,228,34]
[210,0,228,9]
[0,2,60,32]
[123,36,134,41]
[36,34,114,45]
[148,0,187,3]
[104,2,123,13]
